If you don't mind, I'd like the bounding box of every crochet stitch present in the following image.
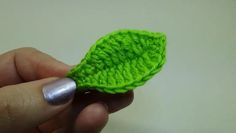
[67,29,166,94]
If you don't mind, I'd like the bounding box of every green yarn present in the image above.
[67,29,166,94]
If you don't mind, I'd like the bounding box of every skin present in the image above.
[0,47,134,133]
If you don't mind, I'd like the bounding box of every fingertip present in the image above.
[74,102,109,133]
[106,91,134,113]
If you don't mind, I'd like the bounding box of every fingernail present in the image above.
[43,78,76,105]
[99,102,109,111]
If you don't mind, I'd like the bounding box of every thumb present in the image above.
[0,77,76,132]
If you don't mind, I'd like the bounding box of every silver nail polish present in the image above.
[43,78,76,105]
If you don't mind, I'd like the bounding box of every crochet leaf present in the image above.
[67,29,166,94]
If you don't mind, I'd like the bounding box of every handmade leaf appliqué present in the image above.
[67,29,166,94]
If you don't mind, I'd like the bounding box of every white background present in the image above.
[0,0,235,133]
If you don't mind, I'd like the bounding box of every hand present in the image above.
[0,48,133,133]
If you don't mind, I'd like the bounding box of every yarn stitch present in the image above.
[67,29,166,94]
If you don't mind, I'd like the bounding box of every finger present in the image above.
[0,78,76,133]
[38,117,63,133]
[38,91,133,132]
[74,90,134,113]
[45,103,109,133]
[103,91,134,113]
[51,128,64,133]
[38,108,70,133]
[74,102,109,133]
[0,47,70,87]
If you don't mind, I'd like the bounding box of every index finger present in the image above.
[0,47,70,87]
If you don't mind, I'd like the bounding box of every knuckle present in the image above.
[2,100,15,124]
[0,87,29,126]
[0,91,17,127]
[15,47,40,58]
[15,47,41,60]
[17,47,37,52]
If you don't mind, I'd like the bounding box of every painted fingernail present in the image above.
[43,78,76,105]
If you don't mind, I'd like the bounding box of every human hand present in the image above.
[0,48,133,133]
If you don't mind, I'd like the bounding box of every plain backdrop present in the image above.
[0,0,235,133]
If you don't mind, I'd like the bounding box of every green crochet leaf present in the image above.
[67,29,166,94]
